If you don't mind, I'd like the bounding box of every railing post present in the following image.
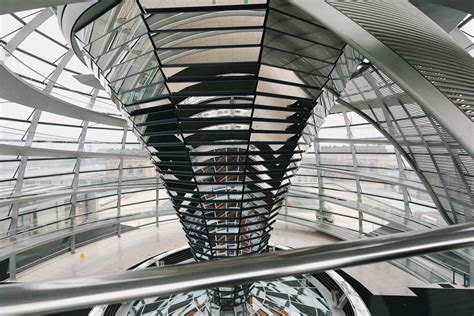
[156,175,160,227]
[313,133,323,224]
[70,234,76,254]
[469,255,474,288]
[69,89,98,252]
[117,128,127,238]
[342,110,363,235]
[8,254,16,281]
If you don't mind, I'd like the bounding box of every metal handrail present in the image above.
[0,222,473,314]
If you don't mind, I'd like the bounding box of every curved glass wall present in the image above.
[0,8,164,277]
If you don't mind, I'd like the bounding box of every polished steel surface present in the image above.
[0,222,473,314]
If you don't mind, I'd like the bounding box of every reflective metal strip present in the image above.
[0,222,472,314]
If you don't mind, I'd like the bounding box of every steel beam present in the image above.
[312,121,324,223]
[299,165,426,192]
[0,0,92,15]
[116,128,128,237]
[342,110,363,234]
[155,174,160,228]
[0,143,145,159]
[4,8,56,282]
[0,65,127,128]
[69,89,98,253]
[0,183,159,208]
[5,9,54,53]
[414,0,474,14]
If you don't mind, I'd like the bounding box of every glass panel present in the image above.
[141,0,267,9]
[163,47,260,64]
[148,11,265,30]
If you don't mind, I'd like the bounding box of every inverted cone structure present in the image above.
[72,0,361,306]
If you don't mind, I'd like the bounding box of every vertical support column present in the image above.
[342,110,363,235]
[69,151,83,254]
[313,136,324,224]
[116,188,122,238]
[117,128,127,237]
[55,201,59,229]
[312,108,328,223]
[394,149,412,219]
[9,109,42,280]
[5,9,53,53]
[156,173,160,227]
[380,104,412,219]
[7,255,16,282]
[4,11,68,280]
[69,154,82,254]
[468,248,474,288]
[69,89,98,253]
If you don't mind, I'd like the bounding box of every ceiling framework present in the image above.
[290,0,474,225]
[339,66,474,225]
[72,0,362,306]
[328,0,474,123]
[292,0,474,157]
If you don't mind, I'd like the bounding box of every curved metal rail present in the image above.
[0,222,473,314]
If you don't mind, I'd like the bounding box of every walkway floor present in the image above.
[19,221,187,281]
[18,220,436,296]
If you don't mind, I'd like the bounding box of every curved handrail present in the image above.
[0,222,472,314]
